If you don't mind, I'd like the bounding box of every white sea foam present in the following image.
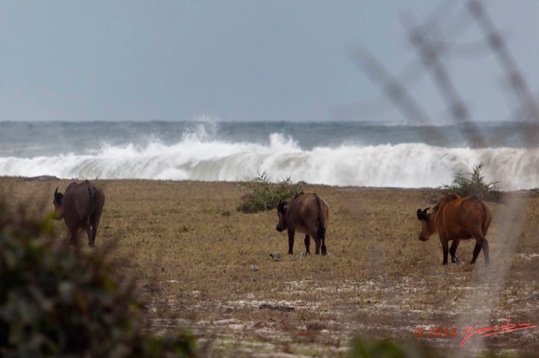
[1,133,537,190]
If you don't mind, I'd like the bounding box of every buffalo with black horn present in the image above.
[276,192,329,255]
[53,180,105,247]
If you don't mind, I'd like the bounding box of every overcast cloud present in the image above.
[0,1,537,123]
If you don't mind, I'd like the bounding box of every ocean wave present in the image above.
[0,134,537,190]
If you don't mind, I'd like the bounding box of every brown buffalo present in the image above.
[53,180,105,247]
[276,192,329,255]
[416,194,492,265]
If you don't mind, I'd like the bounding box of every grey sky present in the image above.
[0,1,537,123]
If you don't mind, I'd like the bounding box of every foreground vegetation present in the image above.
[0,193,195,357]
[1,177,538,357]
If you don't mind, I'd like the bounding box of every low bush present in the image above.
[237,172,302,213]
[348,336,441,358]
[442,163,502,202]
[0,201,196,357]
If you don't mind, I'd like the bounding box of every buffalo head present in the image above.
[53,186,65,220]
[416,207,432,241]
[276,200,289,232]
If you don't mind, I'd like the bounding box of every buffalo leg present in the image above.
[86,226,94,247]
[304,235,311,255]
[441,240,449,265]
[449,240,460,263]
[313,235,321,255]
[89,211,102,247]
[287,229,295,255]
[69,229,77,246]
[319,226,327,256]
[471,238,489,264]
[471,243,482,264]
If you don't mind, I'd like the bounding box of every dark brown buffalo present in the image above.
[53,180,105,247]
[276,192,329,255]
[416,194,492,265]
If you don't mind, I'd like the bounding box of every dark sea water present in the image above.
[0,120,537,190]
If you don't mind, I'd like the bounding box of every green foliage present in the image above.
[442,163,502,202]
[348,337,441,358]
[0,202,196,357]
[237,172,302,213]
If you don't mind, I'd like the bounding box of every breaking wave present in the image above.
[1,132,537,190]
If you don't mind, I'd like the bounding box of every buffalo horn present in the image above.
[416,207,430,221]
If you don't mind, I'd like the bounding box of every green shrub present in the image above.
[237,172,302,213]
[0,202,196,357]
[442,163,502,202]
[348,337,441,358]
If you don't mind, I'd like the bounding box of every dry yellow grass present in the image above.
[2,177,538,357]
